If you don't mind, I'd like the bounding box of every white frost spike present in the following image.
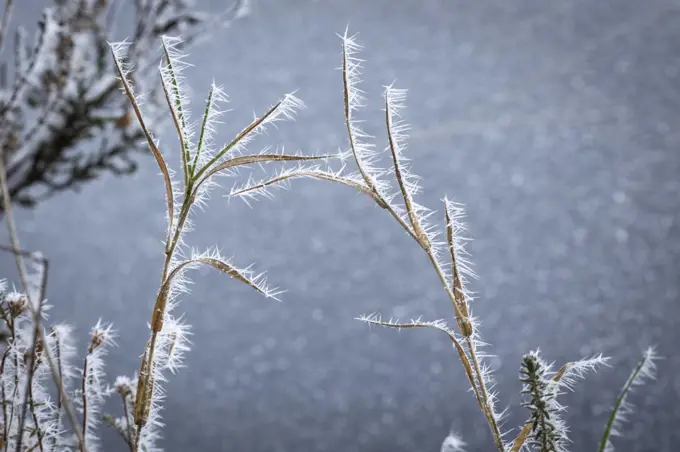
[228,164,369,205]
[443,197,477,296]
[600,347,659,452]
[161,317,192,374]
[441,431,467,452]
[109,40,135,91]
[193,82,229,170]
[110,38,160,124]
[80,321,116,452]
[226,92,305,159]
[47,322,79,394]
[555,354,610,392]
[44,323,79,447]
[384,85,424,230]
[340,31,388,196]
[160,35,195,152]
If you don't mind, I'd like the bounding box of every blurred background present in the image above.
[2,0,680,450]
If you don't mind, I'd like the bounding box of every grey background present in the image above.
[3,0,680,450]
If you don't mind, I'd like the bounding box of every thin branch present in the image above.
[384,87,428,248]
[121,393,133,451]
[357,315,484,407]
[228,168,385,206]
[341,32,376,193]
[27,353,45,452]
[47,326,63,452]
[160,37,191,185]
[0,151,85,450]
[0,0,14,56]
[339,34,503,449]
[444,202,472,337]
[16,298,44,452]
[80,354,89,452]
[110,42,175,253]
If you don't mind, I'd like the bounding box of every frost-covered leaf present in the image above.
[599,348,659,452]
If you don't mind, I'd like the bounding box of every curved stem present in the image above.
[598,355,647,452]
[134,182,193,450]
[425,250,503,451]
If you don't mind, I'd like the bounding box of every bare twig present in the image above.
[338,34,505,450]
[17,299,44,452]
[47,326,63,452]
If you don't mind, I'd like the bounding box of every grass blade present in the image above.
[194,152,333,193]
[191,83,216,174]
[194,93,304,181]
[340,31,382,196]
[598,348,658,452]
[384,85,429,248]
[159,61,189,185]
[152,254,279,332]
[229,167,386,206]
[160,36,192,182]
[110,42,175,250]
[444,200,472,337]
[357,314,485,418]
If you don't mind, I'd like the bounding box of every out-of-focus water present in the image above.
[3,0,680,450]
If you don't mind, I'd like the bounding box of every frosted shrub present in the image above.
[0,0,249,211]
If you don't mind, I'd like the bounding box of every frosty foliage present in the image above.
[224,30,661,452]
[0,283,90,451]
[108,27,335,451]
[598,348,659,452]
[78,322,116,452]
[0,24,663,452]
[0,0,248,210]
[510,351,610,452]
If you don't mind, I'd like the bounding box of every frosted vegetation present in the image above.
[0,1,660,451]
[0,0,248,211]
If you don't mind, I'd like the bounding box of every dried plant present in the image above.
[0,21,338,450]
[0,0,249,211]
[232,30,660,452]
[0,25,664,452]
[234,28,510,449]
[107,34,339,451]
